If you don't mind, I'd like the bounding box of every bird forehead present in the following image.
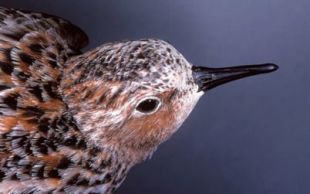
[68,39,195,92]
[91,39,191,78]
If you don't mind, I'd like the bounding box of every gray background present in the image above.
[1,0,309,194]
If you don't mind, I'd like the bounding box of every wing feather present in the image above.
[0,7,88,191]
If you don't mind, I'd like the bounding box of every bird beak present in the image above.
[192,63,278,92]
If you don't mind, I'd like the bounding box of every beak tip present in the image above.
[262,63,279,73]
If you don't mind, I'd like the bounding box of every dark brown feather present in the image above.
[0,6,96,193]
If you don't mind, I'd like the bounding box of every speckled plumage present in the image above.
[0,6,278,194]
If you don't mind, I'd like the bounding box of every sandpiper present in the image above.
[0,7,278,193]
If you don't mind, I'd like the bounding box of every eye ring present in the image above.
[135,96,161,114]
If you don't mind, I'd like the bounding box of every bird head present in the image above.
[61,39,278,162]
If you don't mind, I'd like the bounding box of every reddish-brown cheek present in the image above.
[121,92,179,149]
[122,106,175,148]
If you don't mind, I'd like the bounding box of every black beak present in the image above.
[192,63,278,92]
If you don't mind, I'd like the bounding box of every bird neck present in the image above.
[58,124,155,192]
[43,110,143,192]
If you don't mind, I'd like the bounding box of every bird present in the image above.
[0,6,278,194]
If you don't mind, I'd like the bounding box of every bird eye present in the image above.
[136,97,161,114]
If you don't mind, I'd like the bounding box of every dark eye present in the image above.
[136,98,161,114]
